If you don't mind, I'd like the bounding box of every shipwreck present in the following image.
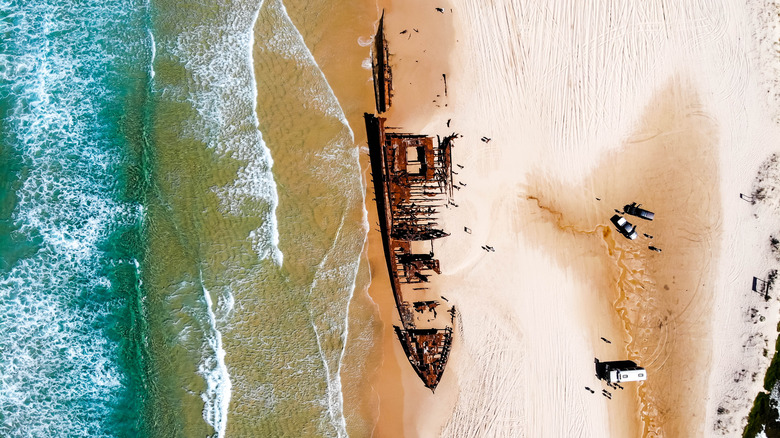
[365,113,457,391]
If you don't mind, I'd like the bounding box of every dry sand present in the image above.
[357,0,780,437]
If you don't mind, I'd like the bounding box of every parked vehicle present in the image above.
[611,214,638,240]
[623,202,654,221]
[596,359,648,383]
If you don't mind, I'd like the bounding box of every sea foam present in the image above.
[156,0,282,267]
[147,0,284,433]
[198,270,232,438]
[148,29,156,79]
[0,0,148,436]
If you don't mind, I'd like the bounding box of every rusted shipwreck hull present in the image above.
[371,12,393,113]
[394,327,454,389]
[365,113,456,391]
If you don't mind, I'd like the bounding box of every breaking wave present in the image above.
[198,270,232,438]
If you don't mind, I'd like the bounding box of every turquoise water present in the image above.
[0,0,371,436]
[0,0,150,436]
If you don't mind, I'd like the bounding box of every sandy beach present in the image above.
[356,0,780,436]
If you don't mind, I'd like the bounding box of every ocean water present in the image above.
[0,0,150,436]
[0,0,374,436]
